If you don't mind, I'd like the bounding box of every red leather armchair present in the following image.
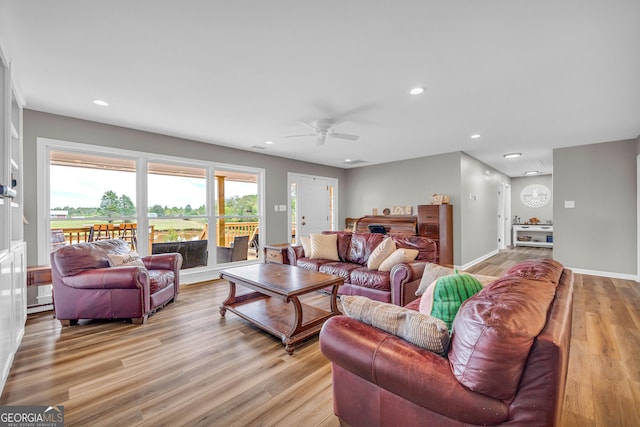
[51,239,182,326]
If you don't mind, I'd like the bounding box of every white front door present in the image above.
[289,174,336,241]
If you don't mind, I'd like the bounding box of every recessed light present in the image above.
[470,134,481,139]
[409,87,424,95]
[344,159,352,163]
[524,170,539,175]
[265,140,273,145]
[503,153,522,159]
[93,99,109,106]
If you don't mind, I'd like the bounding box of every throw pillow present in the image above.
[419,271,483,330]
[378,248,419,272]
[300,236,311,257]
[341,295,450,356]
[366,237,397,270]
[415,263,455,296]
[107,251,145,267]
[309,233,339,261]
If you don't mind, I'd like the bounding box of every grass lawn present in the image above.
[51,218,209,231]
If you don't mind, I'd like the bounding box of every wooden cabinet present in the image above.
[263,243,292,264]
[417,204,453,266]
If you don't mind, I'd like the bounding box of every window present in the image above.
[214,169,259,264]
[148,162,208,269]
[38,138,264,276]
[49,150,137,247]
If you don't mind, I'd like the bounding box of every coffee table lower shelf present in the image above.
[219,264,343,355]
[221,293,333,354]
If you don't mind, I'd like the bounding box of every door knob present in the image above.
[301,221,306,226]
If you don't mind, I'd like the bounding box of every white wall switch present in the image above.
[274,205,279,212]
[564,200,575,208]
[279,205,287,212]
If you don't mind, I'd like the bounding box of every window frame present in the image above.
[37,137,265,280]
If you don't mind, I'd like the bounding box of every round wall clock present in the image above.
[520,184,551,208]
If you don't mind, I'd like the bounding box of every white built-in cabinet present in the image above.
[0,44,26,393]
[513,224,553,248]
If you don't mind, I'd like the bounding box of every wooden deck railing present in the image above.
[52,221,260,249]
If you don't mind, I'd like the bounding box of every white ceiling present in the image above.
[1,1,639,176]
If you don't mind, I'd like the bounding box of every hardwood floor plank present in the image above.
[1,247,639,426]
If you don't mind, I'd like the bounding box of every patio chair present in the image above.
[217,235,249,263]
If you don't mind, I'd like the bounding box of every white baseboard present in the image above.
[459,249,500,271]
[568,267,639,282]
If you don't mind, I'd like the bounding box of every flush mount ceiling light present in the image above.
[524,170,539,175]
[503,153,522,159]
[93,99,109,106]
[409,87,424,95]
[470,133,481,139]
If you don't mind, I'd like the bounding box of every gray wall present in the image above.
[553,139,637,274]
[345,152,462,262]
[344,151,510,266]
[460,153,510,264]
[23,110,348,265]
[511,175,553,224]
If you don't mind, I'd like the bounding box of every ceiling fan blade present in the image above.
[330,132,360,141]
[284,133,317,138]
[298,121,320,131]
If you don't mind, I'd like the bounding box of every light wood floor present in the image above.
[2,247,639,426]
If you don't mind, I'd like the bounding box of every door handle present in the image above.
[301,221,306,226]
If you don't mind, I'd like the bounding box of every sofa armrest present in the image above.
[320,316,509,425]
[287,245,304,266]
[143,253,183,271]
[61,267,149,290]
[389,260,427,306]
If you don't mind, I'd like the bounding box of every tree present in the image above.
[150,204,165,217]
[99,191,120,219]
[119,194,136,216]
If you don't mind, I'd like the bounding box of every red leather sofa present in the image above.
[287,232,437,306]
[51,239,182,325]
[320,259,574,426]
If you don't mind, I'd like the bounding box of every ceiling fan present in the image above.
[284,119,360,145]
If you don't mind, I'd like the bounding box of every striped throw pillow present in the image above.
[419,271,483,331]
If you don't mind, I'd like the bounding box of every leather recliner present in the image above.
[51,239,182,326]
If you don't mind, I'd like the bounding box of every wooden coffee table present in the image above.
[219,263,343,355]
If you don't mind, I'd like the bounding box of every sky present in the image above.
[50,165,256,209]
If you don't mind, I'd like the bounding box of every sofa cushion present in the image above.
[310,233,340,261]
[391,234,438,262]
[448,276,557,402]
[296,258,333,272]
[53,239,131,276]
[419,272,483,330]
[341,295,450,356]
[346,233,386,265]
[322,231,353,261]
[349,267,391,291]
[300,236,311,257]
[415,263,455,296]
[366,237,397,270]
[503,258,564,285]
[378,248,419,272]
[107,251,145,267]
[319,262,361,282]
[148,270,175,294]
